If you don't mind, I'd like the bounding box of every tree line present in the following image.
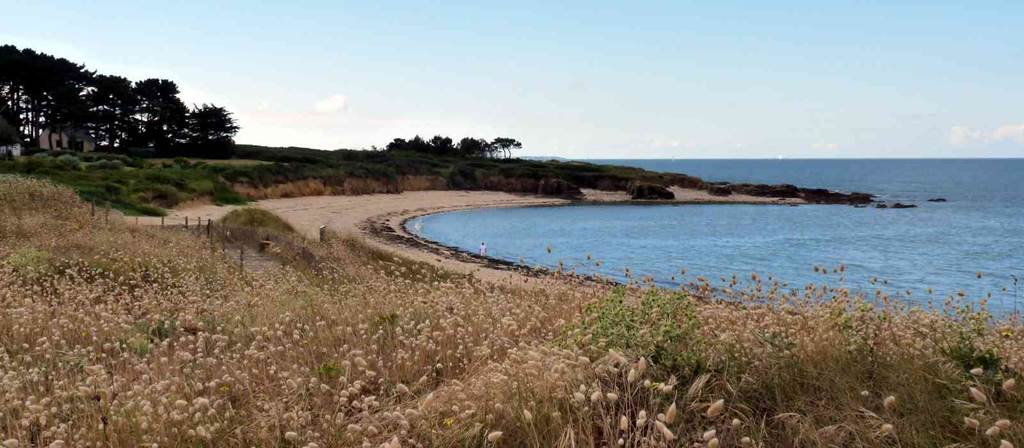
[0,45,239,158]
[385,135,522,159]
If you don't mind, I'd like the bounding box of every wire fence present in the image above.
[109,208,332,273]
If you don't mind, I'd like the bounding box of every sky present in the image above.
[2,1,1023,158]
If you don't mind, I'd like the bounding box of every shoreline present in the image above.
[143,187,814,285]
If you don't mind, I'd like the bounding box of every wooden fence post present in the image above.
[185,216,189,229]
[104,204,109,224]
[239,246,245,271]
[91,202,95,218]
[161,216,165,227]
[319,225,327,244]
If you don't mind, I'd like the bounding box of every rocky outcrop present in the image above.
[707,184,733,196]
[730,183,801,198]
[798,188,873,204]
[538,177,584,199]
[476,176,583,198]
[875,202,918,209]
[628,182,675,200]
[703,182,872,204]
[927,198,947,202]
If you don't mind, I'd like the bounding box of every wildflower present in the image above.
[606,392,619,401]
[654,421,676,441]
[396,383,410,395]
[970,367,984,376]
[573,392,586,402]
[2,440,19,448]
[1000,440,1014,448]
[486,431,503,443]
[636,410,648,427]
[665,403,677,424]
[284,432,299,442]
[707,438,720,448]
[590,391,602,402]
[702,429,717,441]
[965,417,980,429]
[860,390,870,397]
[627,368,639,383]
[995,419,1011,429]
[882,395,896,411]
[740,437,753,446]
[1004,378,1017,393]
[969,387,988,403]
[47,442,64,448]
[523,410,533,422]
[880,423,894,435]
[987,426,1001,437]
[707,399,725,418]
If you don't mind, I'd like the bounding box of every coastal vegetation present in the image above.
[219,207,296,234]
[1,176,1021,447]
[0,140,875,218]
[0,45,239,158]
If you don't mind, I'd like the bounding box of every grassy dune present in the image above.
[1,176,1022,447]
[219,207,297,234]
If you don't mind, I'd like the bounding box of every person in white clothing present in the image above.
[479,242,487,256]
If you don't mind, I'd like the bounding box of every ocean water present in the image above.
[410,159,1024,314]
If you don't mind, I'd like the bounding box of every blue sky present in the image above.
[3,1,1022,158]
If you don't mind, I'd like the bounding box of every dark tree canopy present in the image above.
[133,78,189,152]
[183,104,240,158]
[386,135,522,159]
[86,75,138,148]
[0,117,17,145]
[0,45,239,158]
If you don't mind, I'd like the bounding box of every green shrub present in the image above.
[575,288,703,374]
[56,154,81,169]
[219,208,295,234]
[90,159,126,170]
[5,247,54,273]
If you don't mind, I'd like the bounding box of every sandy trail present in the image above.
[141,191,567,284]
[141,188,801,285]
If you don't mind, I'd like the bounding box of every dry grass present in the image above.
[1,175,1022,447]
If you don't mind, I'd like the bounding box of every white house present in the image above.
[0,142,21,157]
[39,128,95,152]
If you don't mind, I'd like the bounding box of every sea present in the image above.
[409,159,1024,314]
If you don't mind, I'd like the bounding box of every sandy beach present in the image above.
[144,187,804,284]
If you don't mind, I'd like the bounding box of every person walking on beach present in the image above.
[479,242,487,256]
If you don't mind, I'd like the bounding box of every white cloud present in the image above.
[813,143,839,150]
[992,124,1024,144]
[948,125,986,145]
[314,94,348,113]
[949,123,1024,145]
